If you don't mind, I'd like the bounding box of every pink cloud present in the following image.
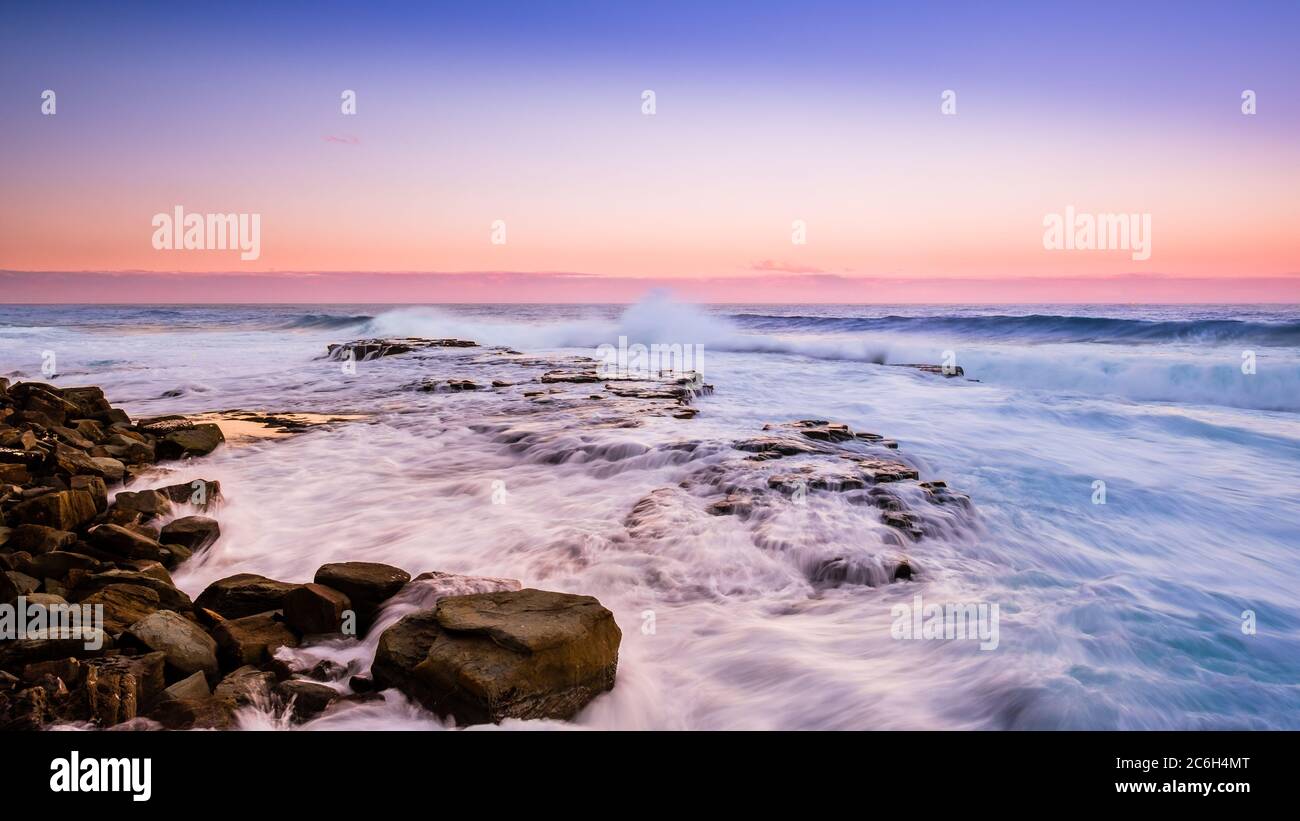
[322,135,361,145]
[750,259,826,274]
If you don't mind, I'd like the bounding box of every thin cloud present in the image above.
[751,259,825,274]
[323,135,361,145]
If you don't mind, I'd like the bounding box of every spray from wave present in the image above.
[359,294,1300,412]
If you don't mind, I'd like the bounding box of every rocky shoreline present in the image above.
[2,337,971,730]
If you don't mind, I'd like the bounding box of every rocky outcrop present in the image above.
[325,338,477,362]
[372,588,621,725]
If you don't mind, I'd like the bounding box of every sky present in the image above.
[1,0,1298,303]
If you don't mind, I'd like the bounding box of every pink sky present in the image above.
[3,4,1297,303]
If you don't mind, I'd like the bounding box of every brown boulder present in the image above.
[314,562,409,628]
[156,424,224,460]
[81,583,161,634]
[194,573,302,619]
[5,524,75,554]
[212,612,298,669]
[159,515,220,552]
[372,589,621,725]
[284,583,351,635]
[111,489,173,520]
[276,679,339,721]
[9,489,97,531]
[70,570,193,611]
[124,610,219,679]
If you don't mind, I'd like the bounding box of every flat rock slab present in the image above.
[373,588,620,725]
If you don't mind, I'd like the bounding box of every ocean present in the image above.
[3,299,1298,729]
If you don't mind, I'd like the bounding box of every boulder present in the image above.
[71,570,193,612]
[0,631,113,671]
[194,573,302,619]
[276,679,339,721]
[284,583,351,635]
[24,551,103,580]
[124,611,219,679]
[157,478,223,508]
[372,589,621,724]
[80,583,161,634]
[148,696,234,730]
[213,665,275,710]
[314,561,409,628]
[8,489,97,531]
[69,475,108,513]
[111,489,173,520]
[159,515,220,552]
[158,670,210,702]
[81,651,167,724]
[87,457,126,484]
[156,424,225,460]
[86,523,170,564]
[5,524,75,554]
[212,612,298,669]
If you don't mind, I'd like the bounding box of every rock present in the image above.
[371,611,444,708]
[3,570,40,598]
[71,570,193,612]
[213,665,275,710]
[111,489,173,520]
[59,386,112,418]
[705,494,755,517]
[5,524,75,554]
[87,457,126,483]
[314,562,409,628]
[24,551,103,580]
[372,589,621,724]
[125,611,219,679]
[52,424,95,450]
[276,679,339,721]
[49,443,105,478]
[212,612,298,669]
[194,573,302,619]
[156,478,223,508]
[284,583,351,635]
[148,696,234,730]
[69,475,108,513]
[86,523,171,564]
[158,670,210,702]
[159,515,220,552]
[81,651,167,725]
[0,632,113,671]
[81,584,161,634]
[102,434,154,464]
[156,423,225,460]
[8,489,97,531]
[118,560,174,585]
[20,657,84,687]
[0,463,31,484]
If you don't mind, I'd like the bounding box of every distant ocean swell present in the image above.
[728,313,1300,346]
